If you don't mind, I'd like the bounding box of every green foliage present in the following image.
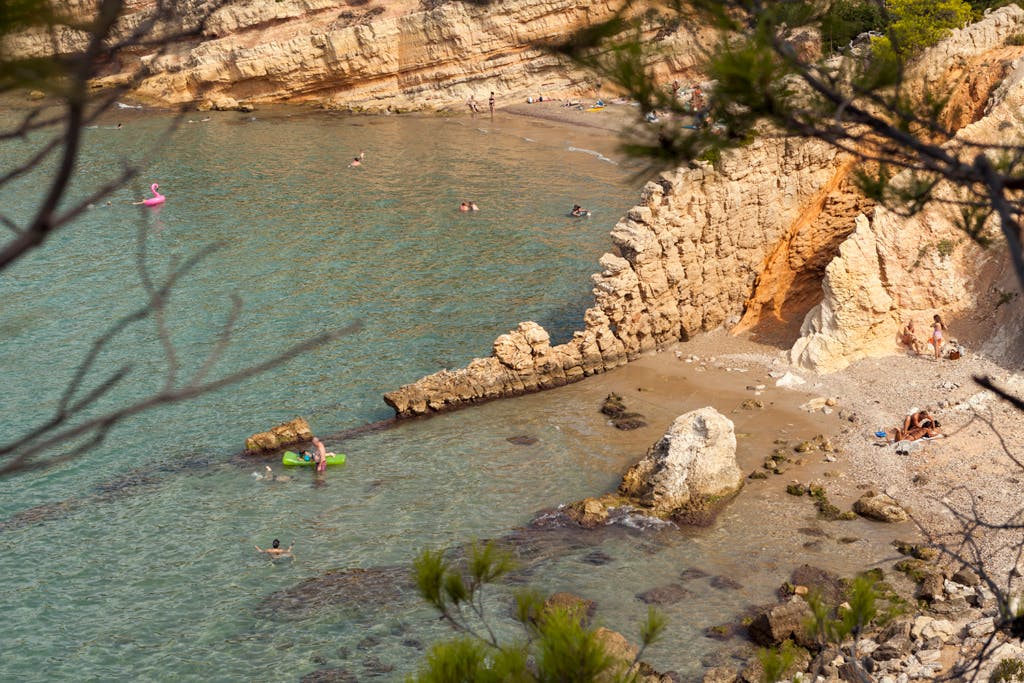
[699,147,722,165]
[411,543,666,683]
[533,609,619,681]
[936,238,957,257]
[1007,32,1024,45]
[996,289,1019,308]
[804,572,904,683]
[886,0,974,54]
[971,0,1020,17]
[990,657,1024,683]
[821,0,888,53]
[758,639,799,683]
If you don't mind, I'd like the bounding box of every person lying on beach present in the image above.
[894,425,941,442]
[255,539,294,557]
[903,410,939,432]
[893,410,942,442]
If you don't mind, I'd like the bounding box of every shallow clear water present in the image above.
[0,107,907,681]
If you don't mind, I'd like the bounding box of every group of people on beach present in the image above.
[899,314,949,360]
[467,92,496,116]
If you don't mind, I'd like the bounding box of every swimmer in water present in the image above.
[255,539,294,557]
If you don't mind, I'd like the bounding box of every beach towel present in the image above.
[894,434,944,454]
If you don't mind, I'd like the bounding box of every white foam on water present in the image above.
[567,146,617,165]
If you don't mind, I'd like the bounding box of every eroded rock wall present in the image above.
[384,135,853,416]
[12,0,708,112]
[790,6,1024,373]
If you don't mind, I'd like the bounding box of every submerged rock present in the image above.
[257,566,412,621]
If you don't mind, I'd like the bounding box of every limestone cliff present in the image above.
[790,6,1024,373]
[11,0,706,112]
[385,6,1024,415]
[384,135,855,416]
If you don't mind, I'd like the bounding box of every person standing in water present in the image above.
[311,436,329,474]
[488,91,495,116]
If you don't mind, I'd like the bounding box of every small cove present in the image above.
[0,107,913,680]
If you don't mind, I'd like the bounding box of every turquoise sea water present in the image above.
[0,107,901,681]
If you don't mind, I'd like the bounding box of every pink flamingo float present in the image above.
[134,183,165,206]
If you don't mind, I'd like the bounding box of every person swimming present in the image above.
[255,539,294,557]
[570,204,590,217]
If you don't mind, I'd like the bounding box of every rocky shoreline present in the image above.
[563,335,1024,682]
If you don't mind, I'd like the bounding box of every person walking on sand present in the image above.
[488,91,495,116]
[931,314,946,360]
[255,539,294,557]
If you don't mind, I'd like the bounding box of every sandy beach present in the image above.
[494,100,1024,590]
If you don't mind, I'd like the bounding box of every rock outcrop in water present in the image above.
[245,416,312,453]
[560,407,742,528]
[385,134,854,416]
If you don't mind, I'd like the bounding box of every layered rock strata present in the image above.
[384,135,852,416]
[245,416,313,453]
[10,0,707,112]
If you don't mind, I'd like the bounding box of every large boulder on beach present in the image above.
[619,407,742,517]
[244,417,313,454]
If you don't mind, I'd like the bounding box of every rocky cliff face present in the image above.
[385,7,1024,416]
[790,6,1024,373]
[12,0,706,112]
[384,134,857,416]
